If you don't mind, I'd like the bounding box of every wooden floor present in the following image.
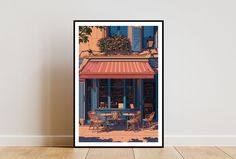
[0,147,236,159]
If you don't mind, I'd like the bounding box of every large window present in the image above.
[108,26,128,37]
[142,26,158,49]
[97,79,136,109]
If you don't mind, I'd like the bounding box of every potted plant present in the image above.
[97,35,131,55]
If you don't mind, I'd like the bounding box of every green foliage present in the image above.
[79,26,105,43]
[97,35,131,53]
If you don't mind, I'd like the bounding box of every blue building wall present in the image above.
[155,74,158,121]
[79,81,85,119]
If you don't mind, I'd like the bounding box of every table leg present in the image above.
[104,116,110,131]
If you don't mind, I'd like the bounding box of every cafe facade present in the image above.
[78,26,159,124]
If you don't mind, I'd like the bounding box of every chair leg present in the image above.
[96,123,99,132]
[92,123,95,130]
[89,121,94,130]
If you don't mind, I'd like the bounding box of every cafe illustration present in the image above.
[77,25,159,142]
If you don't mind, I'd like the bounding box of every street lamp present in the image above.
[147,36,154,50]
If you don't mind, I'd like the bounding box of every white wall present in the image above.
[0,0,236,146]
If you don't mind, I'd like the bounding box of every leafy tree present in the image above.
[79,26,105,43]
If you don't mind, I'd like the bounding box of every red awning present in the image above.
[80,59,155,79]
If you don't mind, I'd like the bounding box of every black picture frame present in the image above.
[73,20,164,148]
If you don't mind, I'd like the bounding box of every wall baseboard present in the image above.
[165,135,236,146]
[1,135,236,146]
[0,135,73,146]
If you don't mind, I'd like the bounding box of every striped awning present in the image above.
[80,59,155,79]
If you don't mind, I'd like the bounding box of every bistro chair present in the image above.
[87,111,105,131]
[127,112,141,131]
[142,112,155,129]
[88,111,96,130]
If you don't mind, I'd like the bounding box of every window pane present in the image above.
[132,27,142,52]
[111,79,124,108]
[126,79,135,109]
[98,79,108,109]
[109,26,128,37]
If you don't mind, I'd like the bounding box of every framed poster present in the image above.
[74,20,164,147]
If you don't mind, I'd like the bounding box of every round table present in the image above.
[123,113,135,130]
[123,113,135,119]
[99,113,112,130]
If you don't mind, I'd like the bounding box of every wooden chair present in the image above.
[127,112,141,131]
[88,111,96,130]
[142,112,155,128]
[87,111,105,131]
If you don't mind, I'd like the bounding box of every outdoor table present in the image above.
[99,113,112,130]
[123,113,135,120]
[123,113,135,130]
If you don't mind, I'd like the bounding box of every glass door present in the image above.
[143,79,155,117]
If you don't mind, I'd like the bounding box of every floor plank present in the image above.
[38,147,89,159]
[176,147,232,159]
[133,147,183,159]
[218,147,236,158]
[0,147,89,159]
[86,148,134,159]
[0,147,43,159]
